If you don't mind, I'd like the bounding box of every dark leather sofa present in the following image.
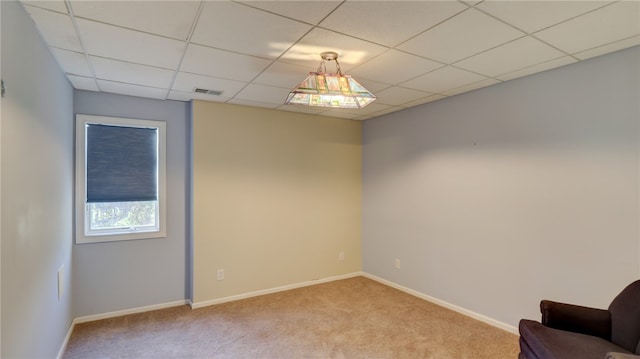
[519,280,640,359]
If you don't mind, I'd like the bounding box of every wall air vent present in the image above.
[194,88,224,96]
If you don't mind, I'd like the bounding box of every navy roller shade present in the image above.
[86,124,158,203]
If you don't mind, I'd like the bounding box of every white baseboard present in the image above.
[190,272,363,309]
[73,299,190,324]
[57,300,190,359]
[361,272,518,335]
[56,320,75,359]
[57,272,516,358]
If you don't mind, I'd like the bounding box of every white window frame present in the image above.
[75,114,167,244]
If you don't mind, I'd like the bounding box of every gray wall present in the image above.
[73,91,190,317]
[362,46,640,329]
[1,1,74,357]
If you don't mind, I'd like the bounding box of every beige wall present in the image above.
[192,101,362,304]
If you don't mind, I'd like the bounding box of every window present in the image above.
[75,114,166,243]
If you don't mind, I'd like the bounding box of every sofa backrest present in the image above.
[608,280,640,352]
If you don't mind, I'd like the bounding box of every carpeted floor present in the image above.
[64,276,519,358]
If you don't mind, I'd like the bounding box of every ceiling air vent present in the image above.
[194,88,224,96]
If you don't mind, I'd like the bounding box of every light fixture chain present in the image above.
[334,57,342,75]
[317,59,326,73]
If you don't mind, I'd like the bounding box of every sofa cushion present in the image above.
[520,319,632,359]
[609,280,640,352]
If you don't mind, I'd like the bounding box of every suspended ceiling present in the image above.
[19,0,640,120]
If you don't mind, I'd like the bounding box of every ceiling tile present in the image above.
[239,1,342,25]
[279,28,388,71]
[69,1,200,40]
[359,106,405,120]
[22,5,82,52]
[318,109,364,119]
[171,72,247,100]
[535,1,640,54]
[497,56,577,81]
[276,105,328,115]
[374,87,434,106]
[227,99,281,109]
[252,61,316,89]
[455,36,566,77]
[573,35,640,60]
[401,66,489,94]
[167,90,228,103]
[477,1,612,33]
[398,8,525,64]
[401,94,447,108]
[441,78,501,97]
[349,50,444,85]
[97,80,168,100]
[319,103,393,118]
[67,74,99,92]
[320,1,467,47]
[21,1,68,13]
[191,2,312,59]
[90,57,175,89]
[50,48,92,77]
[234,83,291,105]
[180,44,273,82]
[76,19,186,69]
[354,78,392,94]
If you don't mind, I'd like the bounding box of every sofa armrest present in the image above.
[540,300,611,340]
[605,352,640,359]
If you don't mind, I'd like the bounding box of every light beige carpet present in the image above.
[64,276,519,358]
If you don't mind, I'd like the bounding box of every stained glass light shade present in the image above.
[285,52,376,109]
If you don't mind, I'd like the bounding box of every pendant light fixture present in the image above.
[285,51,376,109]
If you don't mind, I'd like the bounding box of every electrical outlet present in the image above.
[58,265,64,300]
[339,252,345,261]
[395,258,401,269]
[217,269,224,281]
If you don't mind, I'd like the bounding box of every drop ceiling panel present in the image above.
[239,1,342,25]
[168,90,229,102]
[90,56,175,89]
[50,48,92,77]
[402,94,447,108]
[401,66,489,94]
[535,1,640,54]
[191,1,312,58]
[22,5,83,52]
[67,75,99,92]
[22,1,67,13]
[180,44,273,82]
[171,72,246,100]
[252,61,316,89]
[76,18,186,69]
[359,105,405,120]
[234,83,291,105]
[354,79,392,94]
[277,105,328,115]
[227,98,280,109]
[280,28,387,71]
[97,80,168,100]
[398,8,525,64]
[441,78,501,96]
[69,1,200,40]
[320,1,467,47]
[374,87,434,106]
[497,56,577,82]
[455,37,566,77]
[477,1,612,33]
[574,35,640,60]
[349,50,444,85]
